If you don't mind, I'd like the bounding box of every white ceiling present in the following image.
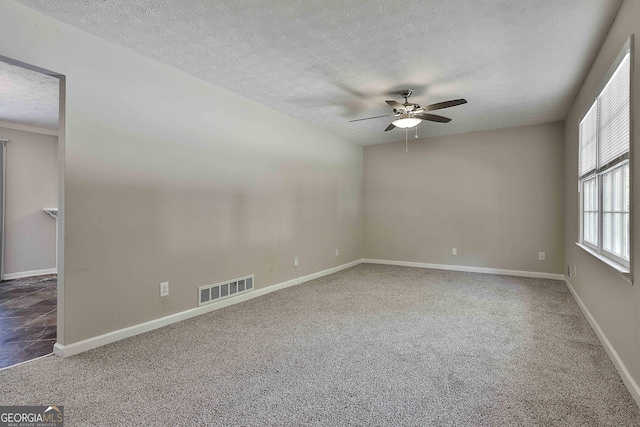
[12,0,622,144]
[0,60,59,130]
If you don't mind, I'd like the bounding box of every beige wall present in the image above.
[563,0,640,397]
[1,126,57,276]
[364,122,564,274]
[0,1,363,344]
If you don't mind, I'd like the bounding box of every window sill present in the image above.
[575,242,632,284]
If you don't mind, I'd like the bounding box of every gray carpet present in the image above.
[1,264,639,426]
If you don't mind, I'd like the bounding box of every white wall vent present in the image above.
[198,275,254,306]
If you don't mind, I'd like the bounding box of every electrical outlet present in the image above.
[294,257,299,267]
[335,248,339,256]
[160,282,169,297]
[452,248,457,255]
[538,252,546,261]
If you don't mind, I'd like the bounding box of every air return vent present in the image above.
[198,274,254,307]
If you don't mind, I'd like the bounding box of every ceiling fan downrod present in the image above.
[400,89,413,106]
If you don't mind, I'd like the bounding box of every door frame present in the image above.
[0,138,6,281]
[0,54,66,349]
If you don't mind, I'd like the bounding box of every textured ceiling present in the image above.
[14,0,621,144]
[0,60,59,130]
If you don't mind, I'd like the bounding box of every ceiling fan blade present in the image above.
[348,114,395,122]
[386,100,407,111]
[415,113,452,123]
[425,99,467,112]
[385,123,396,131]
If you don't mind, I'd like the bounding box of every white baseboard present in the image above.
[53,259,363,358]
[3,268,57,280]
[563,276,640,407]
[363,259,564,280]
[51,260,640,409]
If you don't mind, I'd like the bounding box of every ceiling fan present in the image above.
[349,89,467,131]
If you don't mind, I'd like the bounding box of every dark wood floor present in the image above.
[0,275,56,369]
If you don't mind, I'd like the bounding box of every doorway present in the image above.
[0,56,64,368]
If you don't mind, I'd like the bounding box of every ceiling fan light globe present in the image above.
[392,117,422,128]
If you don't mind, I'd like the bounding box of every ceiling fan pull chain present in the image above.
[415,127,418,139]
[405,128,408,152]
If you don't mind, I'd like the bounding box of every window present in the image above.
[578,43,631,270]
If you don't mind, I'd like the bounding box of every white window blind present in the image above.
[599,53,631,168]
[579,102,598,177]
[578,40,632,270]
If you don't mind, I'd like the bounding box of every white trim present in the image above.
[52,259,363,358]
[563,276,640,407]
[0,120,58,136]
[575,242,632,282]
[0,139,5,281]
[3,267,57,280]
[53,343,63,358]
[363,259,564,280]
